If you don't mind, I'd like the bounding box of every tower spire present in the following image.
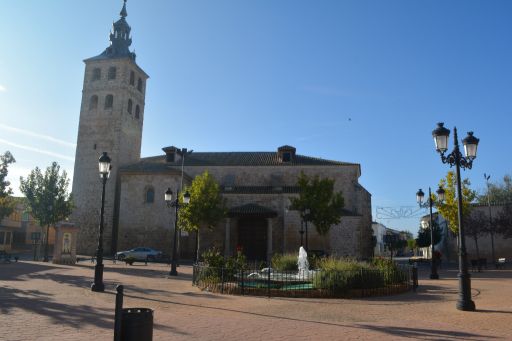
[120,0,127,18]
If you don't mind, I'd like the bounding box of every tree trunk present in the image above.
[43,224,50,262]
[195,228,200,263]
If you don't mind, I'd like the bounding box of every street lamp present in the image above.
[484,173,497,268]
[302,208,311,251]
[92,152,111,292]
[165,187,190,276]
[432,122,479,311]
[416,186,445,279]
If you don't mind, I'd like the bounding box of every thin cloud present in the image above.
[0,84,6,92]
[0,138,74,162]
[0,123,76,148]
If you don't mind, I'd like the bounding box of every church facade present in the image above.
[73,2,374,261]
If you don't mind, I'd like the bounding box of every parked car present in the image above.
[116,247,162,261]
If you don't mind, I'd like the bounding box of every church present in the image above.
[72,1,374,261]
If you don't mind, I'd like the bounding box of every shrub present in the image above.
[271,253,298,271]
[124,256,136,265]
[201,247,224,268]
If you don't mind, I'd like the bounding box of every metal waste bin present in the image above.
[121,308,153,341]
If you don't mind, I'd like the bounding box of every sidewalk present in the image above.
[1,260,511,340]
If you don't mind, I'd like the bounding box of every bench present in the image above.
[496,258,506,269]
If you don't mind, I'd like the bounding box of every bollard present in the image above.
[412,263,418,292]
[114,285,124,341]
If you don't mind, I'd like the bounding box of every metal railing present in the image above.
[193,264,413,298]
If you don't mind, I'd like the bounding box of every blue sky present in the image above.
[1,0,511,234]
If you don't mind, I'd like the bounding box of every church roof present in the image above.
[122,151,358,171]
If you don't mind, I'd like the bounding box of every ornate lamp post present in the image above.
[91,152,111,292]
[416,186,445,279]
[165,188,190,276]
[299,219,305,247]
[432,122,479,311]
[484,173,496,268]
[303,208,310,250]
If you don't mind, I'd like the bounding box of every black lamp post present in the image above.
[92,152,111,292]
[432,122,479,311]
[416,186,445,279]
[299,219,305,247]
[165,188,190,276]
[303,208,310,251]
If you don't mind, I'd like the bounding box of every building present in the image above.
[0,197,55,253]
[72,2,373,261]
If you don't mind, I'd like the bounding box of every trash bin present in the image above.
[121,308,153,341]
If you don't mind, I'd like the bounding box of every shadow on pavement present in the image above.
[357,324,497,340]
[0,261,60,281]
[0,286,113,330]
[122,293,495,340]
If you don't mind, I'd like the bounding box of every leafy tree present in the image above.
[383,234,406,260]
[415,223,442,248]
[0,151,16,222]
[407,239,417,255]
[19,162,73,261]
[178,171,226,262]
[289,172,345,236]
[478,174,512,204]
[464,211,487,261]
[435,171,477,234]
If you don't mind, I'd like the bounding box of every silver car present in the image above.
[116,247,162,261]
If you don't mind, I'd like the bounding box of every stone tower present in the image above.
[73,0,148,255]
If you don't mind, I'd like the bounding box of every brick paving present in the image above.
[1,260,511,340]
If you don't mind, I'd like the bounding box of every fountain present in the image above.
[297,246,309,275]
[246,247,314,282]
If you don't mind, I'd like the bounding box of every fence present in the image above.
[193,264,413,298]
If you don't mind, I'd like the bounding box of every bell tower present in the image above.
[73,0,149,255]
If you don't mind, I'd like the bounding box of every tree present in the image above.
[0,151,16,222]
[383,234,406,260]
[478,174,512,204]
[464,211,487,262]
[435,171,477,234]
[19,162,73,261]
[415,224,442,249]
[289,172,345,236]
[407,239,417,255]
[178,171,226,262]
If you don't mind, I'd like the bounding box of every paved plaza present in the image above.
[1,260,511,340]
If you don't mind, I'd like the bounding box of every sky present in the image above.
[1,0,511,234]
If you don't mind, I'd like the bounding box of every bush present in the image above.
[201,247,224,268]
[124,256,136,265]
[271,253,298,271]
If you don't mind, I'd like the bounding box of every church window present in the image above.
[104,95,114,109]
[137,78,143,92]
[127,99,133,114]
[135,105,140,119]
[89,95,98,110]
[145,188,155,203]
[108,67,117,80]
[130,71,135,85]
[92,68,101,81]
